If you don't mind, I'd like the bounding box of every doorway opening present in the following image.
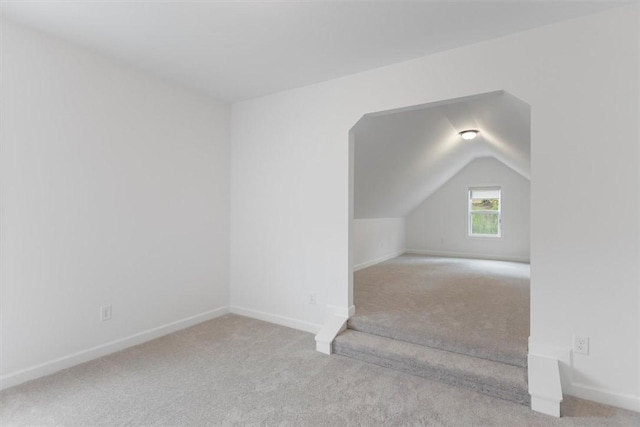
[338,90,532,404]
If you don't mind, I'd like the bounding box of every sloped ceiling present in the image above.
[353,91,530,219]
[0,1,625,101]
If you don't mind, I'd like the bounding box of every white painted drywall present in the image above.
[352,91,530,219]
[406,157,530,262]
[353,218,405,270]
[0,2,620,101]
[0,21,230,381]
[230,6,639,410]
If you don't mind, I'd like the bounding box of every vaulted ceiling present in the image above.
[0,1,625,101]
[353,91,530,219]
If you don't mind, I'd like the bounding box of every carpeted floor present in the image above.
[350,255,530,367]
[1,314,639,426]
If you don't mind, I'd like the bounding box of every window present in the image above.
[468,187,501,237]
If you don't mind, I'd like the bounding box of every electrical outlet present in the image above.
[100,305,112,322]
[573,336,589,355]
[309,293,316,305]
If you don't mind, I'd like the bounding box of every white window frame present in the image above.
[468,186,502,238]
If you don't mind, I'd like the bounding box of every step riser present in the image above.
[334,338,530,406]
[348,320,527,368]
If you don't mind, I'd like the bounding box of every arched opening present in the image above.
[339,90,532,405]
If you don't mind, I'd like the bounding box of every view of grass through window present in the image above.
[469,188,501,236]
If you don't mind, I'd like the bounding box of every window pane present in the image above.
[471,197,499,211]
[470,189,500,199]
[471,212,499,235]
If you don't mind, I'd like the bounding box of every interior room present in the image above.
[1,1,639,425]
[337,92,532,405]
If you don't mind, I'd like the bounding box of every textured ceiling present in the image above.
[0,1,626,101]
[353,91,530,218]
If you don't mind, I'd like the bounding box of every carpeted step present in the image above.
[333,329,530,406]
[347,316,527,368]
[350,255,530,368]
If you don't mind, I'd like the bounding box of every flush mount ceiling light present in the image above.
[459,129,480,140]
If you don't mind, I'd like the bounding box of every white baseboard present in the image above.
[326,304,356,318]
[568,383,640,413]
[528,339,573,394]
[315,314,347,355]
[405,249,529,263]
[229,306,322,334]
[353,250,405,271]
[0,306,230,392]
[528,354,562,417]
[529,338,640,413]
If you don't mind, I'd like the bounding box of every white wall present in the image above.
[231,6,639,410]
[0,20,230,386]
[353,218,405,270]
[406,157,529,262]
[351,91,530,219]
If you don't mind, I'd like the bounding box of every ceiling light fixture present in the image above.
[459,129,479,140]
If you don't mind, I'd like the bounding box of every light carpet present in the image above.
[350,255,530,367]
[333,329,530,406]
[1,315,638,426]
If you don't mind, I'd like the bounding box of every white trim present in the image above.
[315,314,348,355]
[528,354,562,417]
[529,338,640,413]
[528,339,573,399]
[568,383,640,413]
[531,396,561,418]
[353,250,405,271]
[229,306,322,334]
[0,306,230,391]
[468,186,502,238]
[528,339,572,365]
[326,304,356,318]
[405,249,529,263]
